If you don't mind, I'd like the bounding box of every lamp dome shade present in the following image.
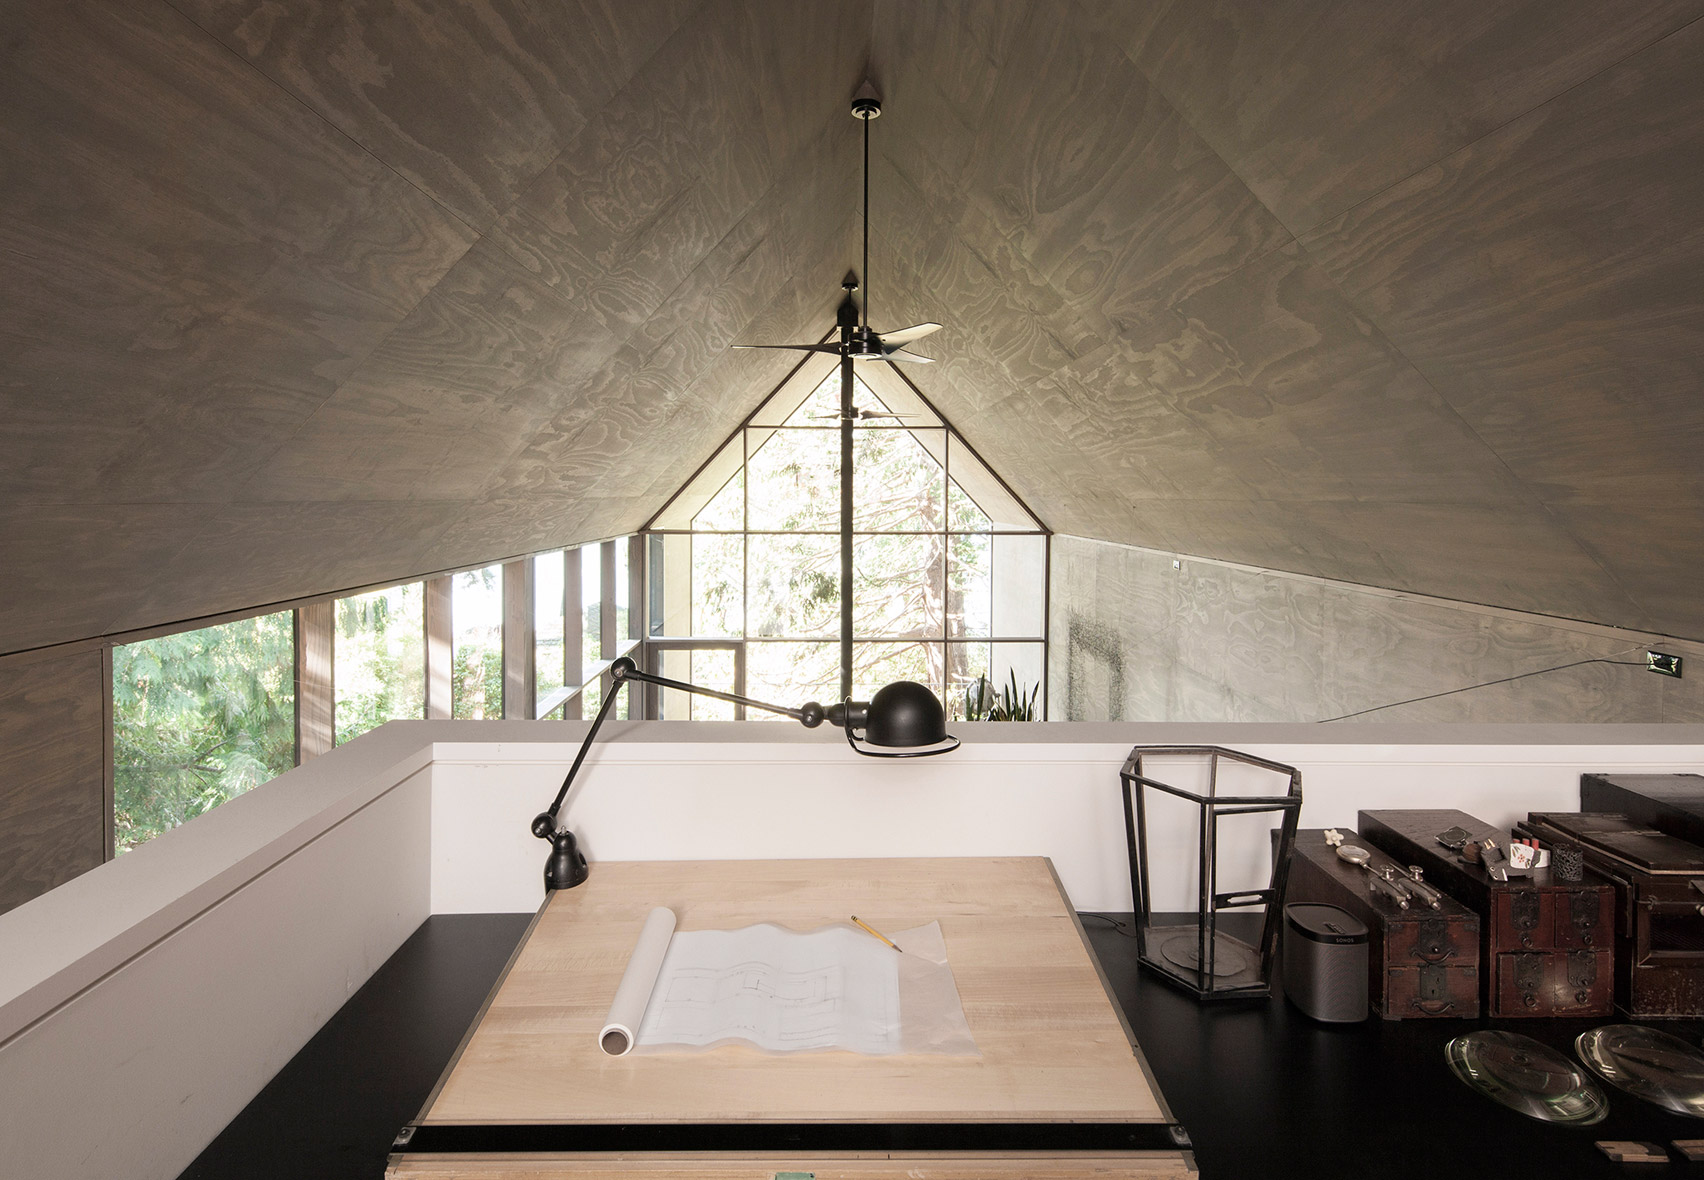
[864,681,948,748]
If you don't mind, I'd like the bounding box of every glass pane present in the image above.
[747,641,838,712]
[948,433,1037,531]
[853,532,944,639]
[949,532,991,639]
[112,612,295,853]
[581,544,603,666]
[654,648,740,720]
[748,533,839,637]
[852,641,942,704]
[694,467,743,531]
[854,366,943,426]
[616,539,630,641]
[451,566,503,720]
[992,534,1048,637]
[752,357,839,426]
[534,553,564,709]
[746,427,839,531]
[948,474,991,532]
[950,641,1045,719]
[854,425,944,532]
[335,582,425,745]
[692,533,743,636]
[945,641,990,720]
[991,642,1046,718]
[778,368,848,426]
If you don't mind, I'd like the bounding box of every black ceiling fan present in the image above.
[734,82,941,365]
[810,407,918,421]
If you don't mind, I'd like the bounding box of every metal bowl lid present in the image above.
[1577,1024,1704,1118]
[1445,1031,1608,1125]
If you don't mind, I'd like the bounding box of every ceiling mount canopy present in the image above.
[734,80,942,365]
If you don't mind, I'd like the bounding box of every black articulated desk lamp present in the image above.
[532,657,960,890]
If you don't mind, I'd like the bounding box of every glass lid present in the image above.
[1577,1024,1704,1118]
[1445,1031,1608,1125]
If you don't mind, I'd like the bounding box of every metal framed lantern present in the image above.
[1120,745,1303,1000]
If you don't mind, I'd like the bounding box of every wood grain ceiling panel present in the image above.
[1296,16,1704,632]
[174,0,699,232]
[1299,17,1704,485]
[485,3,803,318]
[1125,243,1528,505]
[1113,0,1704,234]
[102,499,475,637]
[0,503,223,650]
[4,0,1702,653]
[0,0,476,506]
[482,213,859,512]
[237,238,614,502]
[964,6,1290,335]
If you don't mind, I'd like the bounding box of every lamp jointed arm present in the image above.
[531,657,851,843]
[531,656,956,891]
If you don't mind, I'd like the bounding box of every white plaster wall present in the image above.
[0,725,434,1180]
[427,721,1704,914]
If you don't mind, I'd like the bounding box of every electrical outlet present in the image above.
[1648,652,1683,678]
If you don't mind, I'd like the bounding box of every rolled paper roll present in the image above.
[599,907,677,1056]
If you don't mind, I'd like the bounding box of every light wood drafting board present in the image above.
[389,857,1192,1178]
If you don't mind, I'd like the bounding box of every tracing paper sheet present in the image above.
[600,913,977,1056]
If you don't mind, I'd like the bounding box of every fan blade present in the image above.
[877,322,942,347]
[732,342,842,355]
[884,349,935,364]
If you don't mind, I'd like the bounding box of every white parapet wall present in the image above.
[2,718,1702,1180]
[428,720,1704,914]
[0,723,435,1180]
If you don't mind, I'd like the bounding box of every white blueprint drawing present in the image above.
[634,923,902,1054]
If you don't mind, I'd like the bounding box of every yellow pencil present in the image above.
[850,915,903,953]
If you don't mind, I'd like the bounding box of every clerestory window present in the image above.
[644,354,1048,720]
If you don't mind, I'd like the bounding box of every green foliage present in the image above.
[335,584,425,743]
[112,614,296,853]
[963,669,1040,722]
[452,566,504,719]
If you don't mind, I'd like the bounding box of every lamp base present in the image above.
[544,829,589,891]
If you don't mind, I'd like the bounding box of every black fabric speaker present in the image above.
[1284,903,1369,1023]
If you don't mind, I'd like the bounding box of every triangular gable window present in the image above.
[644,354,1048,720]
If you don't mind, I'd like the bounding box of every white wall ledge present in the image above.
[2,719,1701,1180]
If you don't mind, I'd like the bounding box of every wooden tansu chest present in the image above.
[1517,811,1704,1018]
[1359,809,1614,1019]
[1286,829,1480,1019]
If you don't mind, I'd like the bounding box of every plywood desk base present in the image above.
[389,858,1191,1179]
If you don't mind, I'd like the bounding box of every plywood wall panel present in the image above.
[0,647,105,915]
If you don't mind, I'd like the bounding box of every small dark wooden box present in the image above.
[1286,829,1480,1019]
[1518,811,1704,1018]
[1359,809,1614,1018]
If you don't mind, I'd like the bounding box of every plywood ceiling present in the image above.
[3,0,1702,654]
